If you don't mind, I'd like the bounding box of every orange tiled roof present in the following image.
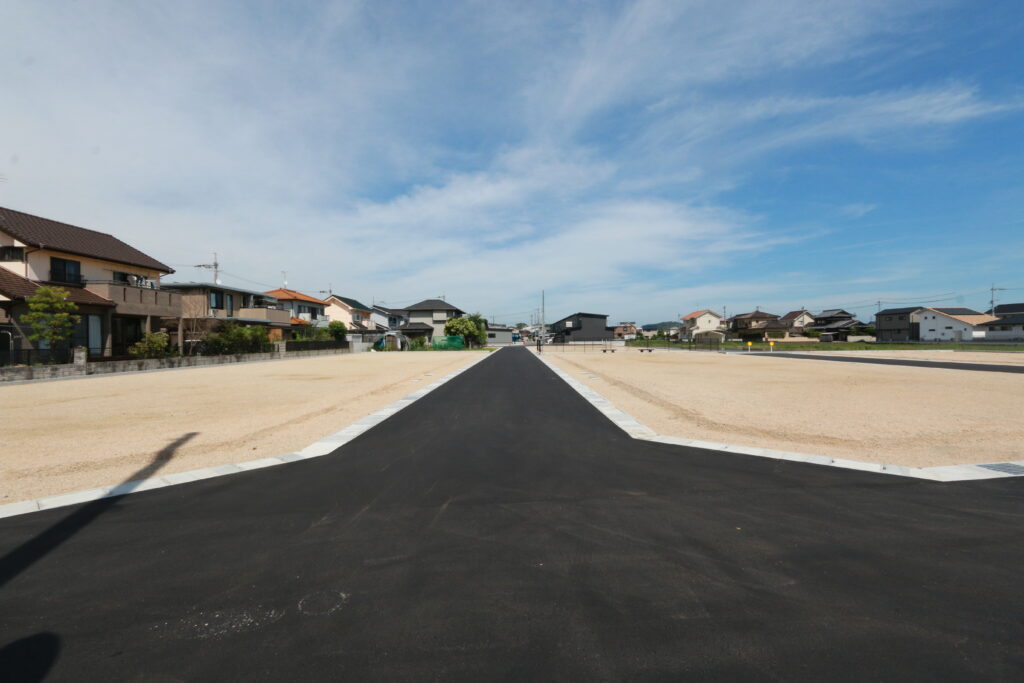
[265,288,324,304]
[289,317,312,326]
[682,309,718,320]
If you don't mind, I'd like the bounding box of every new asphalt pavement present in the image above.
[1,346,1022,681]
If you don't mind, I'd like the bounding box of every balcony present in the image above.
[236,307,292,326]
[86,282,182,317]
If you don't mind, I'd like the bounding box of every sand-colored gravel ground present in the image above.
[772,349,1024,365]
[541,349,1024,468]
[1,351,488,502]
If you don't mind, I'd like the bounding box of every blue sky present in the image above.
[2,1,1022,325]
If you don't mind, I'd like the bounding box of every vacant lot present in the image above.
[1,351,488,502]
[542,348,1024,468]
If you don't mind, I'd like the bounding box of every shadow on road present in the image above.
[0,432,198,589]
[0,632,61,683]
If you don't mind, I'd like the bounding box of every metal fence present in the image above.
[0,347,74,367]
[537,338,722,353]
[432,335,465,350]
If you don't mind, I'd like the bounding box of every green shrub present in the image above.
[129,331,172,359]
[328,321,348,340]
[205,322,272,355]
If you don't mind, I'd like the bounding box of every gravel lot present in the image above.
[542,348,1024,468]
[0,351,488,502]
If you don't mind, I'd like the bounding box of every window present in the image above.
[0,246,25,261]
[945,326,953,330]
[50,257,82,284]
[488,333,495,338]
[210,291,224,309]
[113,271,131,283]
[226,294,234,316]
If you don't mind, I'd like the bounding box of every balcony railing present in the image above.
[86,282,182,316]
[236,307,292,325]
[48,271,86,286]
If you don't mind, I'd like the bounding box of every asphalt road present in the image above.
[2,347,1023,681]
[748,351,1024,373]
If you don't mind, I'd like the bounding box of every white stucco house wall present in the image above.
[917,308,997,341]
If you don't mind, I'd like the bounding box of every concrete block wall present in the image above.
[0,345,362,383]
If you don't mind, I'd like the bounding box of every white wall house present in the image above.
[917,308,997,342]
[680,310,724,339]
[979,315,1024,341]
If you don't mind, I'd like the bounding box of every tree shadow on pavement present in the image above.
[0,632,61,683]
[0,432,198,589]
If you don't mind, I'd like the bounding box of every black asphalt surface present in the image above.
[2,346,1023,681]
[749,351,1024,373]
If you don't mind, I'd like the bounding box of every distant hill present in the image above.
[641,321,679,331]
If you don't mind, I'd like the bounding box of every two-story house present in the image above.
[728,310,786,341]
[779,309,815,334]
[680,310,725,340]
[323,294,375,335]
[370,305,408,331]
[612,322,638,340]
[0,205,181,360]
[805,309,864,341]
[548,312,613,343]
[161,282,291,342]
[979,314,1024,341]
[265,288,328,338]
[398,299,465,340]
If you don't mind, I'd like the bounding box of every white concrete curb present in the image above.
[532,350,1023,483]
[0,351,499,520]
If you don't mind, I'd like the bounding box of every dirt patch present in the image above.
[0,351,488,502]
[542,348,1024,468]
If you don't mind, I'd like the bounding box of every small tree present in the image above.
[22,286,80,356]
[515,322,527,330]
[328,320,348,340]
[444,317,481,347]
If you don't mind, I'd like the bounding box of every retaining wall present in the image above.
[0,342,368,383]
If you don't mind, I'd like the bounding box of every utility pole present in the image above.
[281,271,288,288]
[991,284,1007,315]
[194,252,220,285]
[540,290,546,352]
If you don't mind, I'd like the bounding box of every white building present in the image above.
[680,310,725,340]
[917,307,997,342]
[978,315,1024,341]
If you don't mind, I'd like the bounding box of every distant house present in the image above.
[549,312,613,342]
[779,309,815,334]
[680,310,725,340]
[806,309,864,341]
[323,294,374,336]
[162,282,291,341]
[988,303,1024,319]
[728,311,787,341]
[485,324,515,345]
[399,298,465,340]
[979,314,1024,341]
[0,205,181,359]
[917,307,996,342]
[265,288,328,338]
[612,322,638,340]
[371,305,408,331]
[875,307,988,342]
[874,307,920,342]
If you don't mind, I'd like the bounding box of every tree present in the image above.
[22,286,80,354]
[466,313,488,347]
[444,316,481,347]
[515,322,527,330]
[328,320,348,340]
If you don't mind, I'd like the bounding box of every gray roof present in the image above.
[0,205,173,273]
[933,307,983,316]
[981,314,1024,326]
[326,294,372,311]
[404,298,464,314]
[989,303,1024,315]
[876,307,919,316]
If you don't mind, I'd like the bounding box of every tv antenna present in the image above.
[194,252,220,285]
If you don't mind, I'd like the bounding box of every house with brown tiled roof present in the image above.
[779,309,815,333]
[680,310,724,340]
[265,288,328,338]
[727,310,788,340]
[0,205,181,362]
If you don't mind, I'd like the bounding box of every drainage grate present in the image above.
[978,463,1024,475]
